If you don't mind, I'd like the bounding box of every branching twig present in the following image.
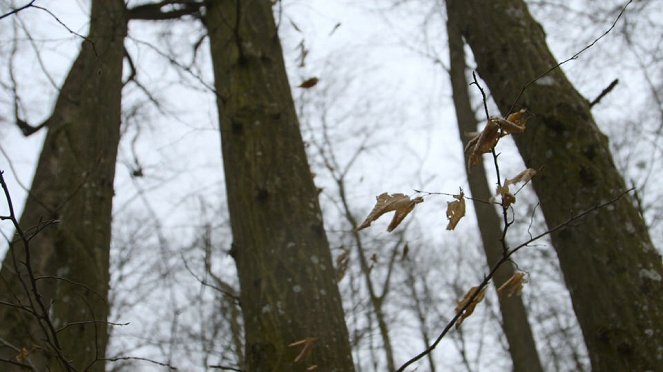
[507,0,632,115]
[0,171,74,371]
[104,356,178,370]
[0,0,36,20]
[396,188,632,371]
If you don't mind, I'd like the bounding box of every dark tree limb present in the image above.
[589,79,619,107]
[127,0,203,21]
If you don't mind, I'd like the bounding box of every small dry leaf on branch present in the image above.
[465,110,529,170]
[446,192,466,230]
[298,77,319,89]
[455,286,487,329]
[289,337,318,363]
[356,193,424,232]
[497,271,527,298]
[335,247,350,282]
[505,109,528,131]
[504,168,536,188]
[465,120,500,169]
[15,347,30,362]
[495,168,537,208]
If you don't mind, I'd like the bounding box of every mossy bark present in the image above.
[205,1,354,371]
[0,1,126,370]
[446,11,544,372]
[447,0,663,370]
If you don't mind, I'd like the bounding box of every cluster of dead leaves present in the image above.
[455,271,528,329]
[356,193,424,232]
[465,110,528,170]
[354,191,470,233]
[495,168,537,208]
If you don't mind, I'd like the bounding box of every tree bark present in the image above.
[204,1,355,371]
[447,1,663,370]
[0,1,126,370]
[445,10,544,372]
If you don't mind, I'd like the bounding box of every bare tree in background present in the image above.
[446,0,663,369]
[445,8,544,372]
[0,0,126,370]
[205,0,355,370]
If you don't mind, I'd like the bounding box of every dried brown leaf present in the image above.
[15,347,30,362]
[467,120,500,169]
[446,192,466,230]
[466,111,528,170]
[504,168,536,188]
[495,184,516,208]
[356,193,424,232]
[506,109,528,129]
[495,168,536,208]
[289,337,318,363]
[455,286,487,329]
[335,247,350,282]
[298,77,319,89]
[497,271,527,298]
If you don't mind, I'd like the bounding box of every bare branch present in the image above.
[0,0,36,20]
[396,188,633,371]
[589,79,619,107]
[127,0,204,21]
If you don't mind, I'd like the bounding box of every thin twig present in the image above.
[0,0,36,20]
[507,0,632,115]
[396,188,633,371]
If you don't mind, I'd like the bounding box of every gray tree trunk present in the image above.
[447,0,663,370]
[0,1,126,370]
[446,10,544,372]
[205,1,355,370]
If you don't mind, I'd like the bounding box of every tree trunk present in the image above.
[204,1,355,371]
[0,1,126,370]
[445,10,544,372]
[447,1,663,370]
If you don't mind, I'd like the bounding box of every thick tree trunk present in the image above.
[205,1,355,371]
[446,11,544,372]
[447,1,663,370]
[0,1,126,370]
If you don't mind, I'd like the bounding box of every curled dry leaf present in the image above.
[504,168,536,188]
[498,271,527,298]
[466,120,500,169]
[455,286,487,329]
[505,109,528,130]
[446,192,466,230]
[16,347,30,362]
[289,337,318,363]
[356,193,424,232]
[298,77,319,89]
[335,247,350,282]
[495,168,536,208]
[465,110,528,170]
